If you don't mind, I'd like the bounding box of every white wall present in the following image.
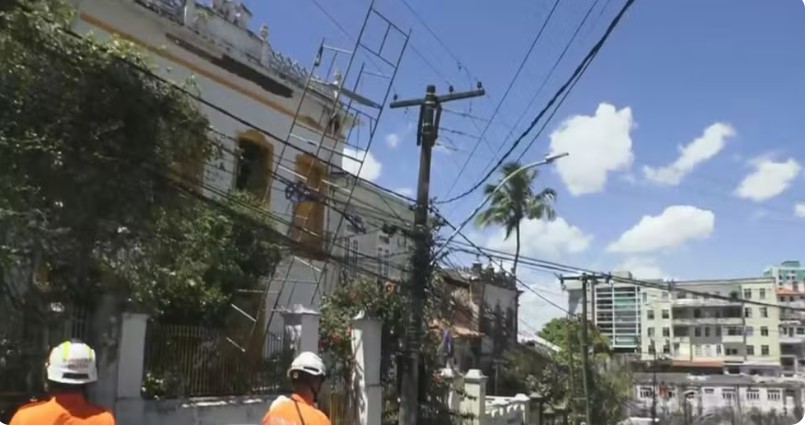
[116,395,277,425]
[633,382,802,416]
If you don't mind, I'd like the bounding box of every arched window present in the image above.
[289,153,326,257]
[233,129,273,203]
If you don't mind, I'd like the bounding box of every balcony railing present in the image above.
[673,317,743,325]
[672,298,743,307]
[780,335,805,345]
[721,334,745,343]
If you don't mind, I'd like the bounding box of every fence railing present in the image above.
[141,322,291,399]
[0,299,89,423]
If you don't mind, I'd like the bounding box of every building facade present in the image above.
[440,263,520,381]
[69,0,373,339]
[631,372,804,423]
[329,172,415,285]
[765,261,805,376]
[639,277,781,376]
[565,272,642,353]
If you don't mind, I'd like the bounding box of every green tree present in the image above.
[0,0,280,323]
[319,273,468,424]
[538,316,612,358]
[536,318,633,424]
[0,0,285,409]
[475,161,556,277]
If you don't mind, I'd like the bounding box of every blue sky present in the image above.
[243,0,805,331]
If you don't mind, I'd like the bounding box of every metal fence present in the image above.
[141,322,291,399]
[0,300,90,423]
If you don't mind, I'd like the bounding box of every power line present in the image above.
[441,0,562,198]
[503,0,602,164]
[435,0,639,205]
[441,238,803,312]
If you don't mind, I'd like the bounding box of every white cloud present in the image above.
[484,217,592,260]
[384,122,415,150]
[607,205,715,254]
[734,157,801,202]
[795,202,805,218]
[518,279,568,335]
[395,187,414,197]
[614,257,666,279]
[385,133,401,149]
[342,147,382,181]
[549,103,635,195]
[642,122,735,185]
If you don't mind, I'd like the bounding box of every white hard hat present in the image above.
[46,340,98,385]
[287,351,326,379]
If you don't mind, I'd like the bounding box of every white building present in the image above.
[328,171,415,286]
[565,272,642,353]
[631,372,804,423]
[68,0,379,341]
[639,277,782,377]
[764,261,805,376]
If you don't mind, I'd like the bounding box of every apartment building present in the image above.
[639,277,781,376]
[565,272,642,353]
[765,261,805,376]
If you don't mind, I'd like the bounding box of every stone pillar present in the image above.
[351,310,382,425]
[87,294,120,410]
[461,369,487,424]
[514,393,530,424]
[183,0,196,26]
[529,391,545,424]
[441,364,462,413]
[281,304,320,355]
[115,313,148,399]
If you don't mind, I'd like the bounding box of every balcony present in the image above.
[723,355,745,363]
[722,334,745,343]
[673,317,743,326]
[672,298,742,307]
[780,335,805,345]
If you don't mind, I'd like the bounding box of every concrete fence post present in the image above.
[351,310,382,425]
[529,391,545,424]
[281,304,320,355]
[440,364,462,414]
[514,393,530,424]
[461,369,487,424]
[116,312,148,399]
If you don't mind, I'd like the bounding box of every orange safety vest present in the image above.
[9,392,115,425]
[262,393,331,425]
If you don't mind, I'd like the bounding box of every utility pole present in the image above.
[579,274,593,425]
[390,83,484,425]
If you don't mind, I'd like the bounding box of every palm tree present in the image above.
[475,161,557,277]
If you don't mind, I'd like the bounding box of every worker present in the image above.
[262,351,330,425]
[9,339,115,425]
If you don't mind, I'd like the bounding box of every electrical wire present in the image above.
[436,0,639,205]
[501,0,602,164]
[441,0,562,198]
[26,16,423,235]
[440,238,803,312]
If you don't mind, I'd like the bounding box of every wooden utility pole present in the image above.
[390,83,484,425]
